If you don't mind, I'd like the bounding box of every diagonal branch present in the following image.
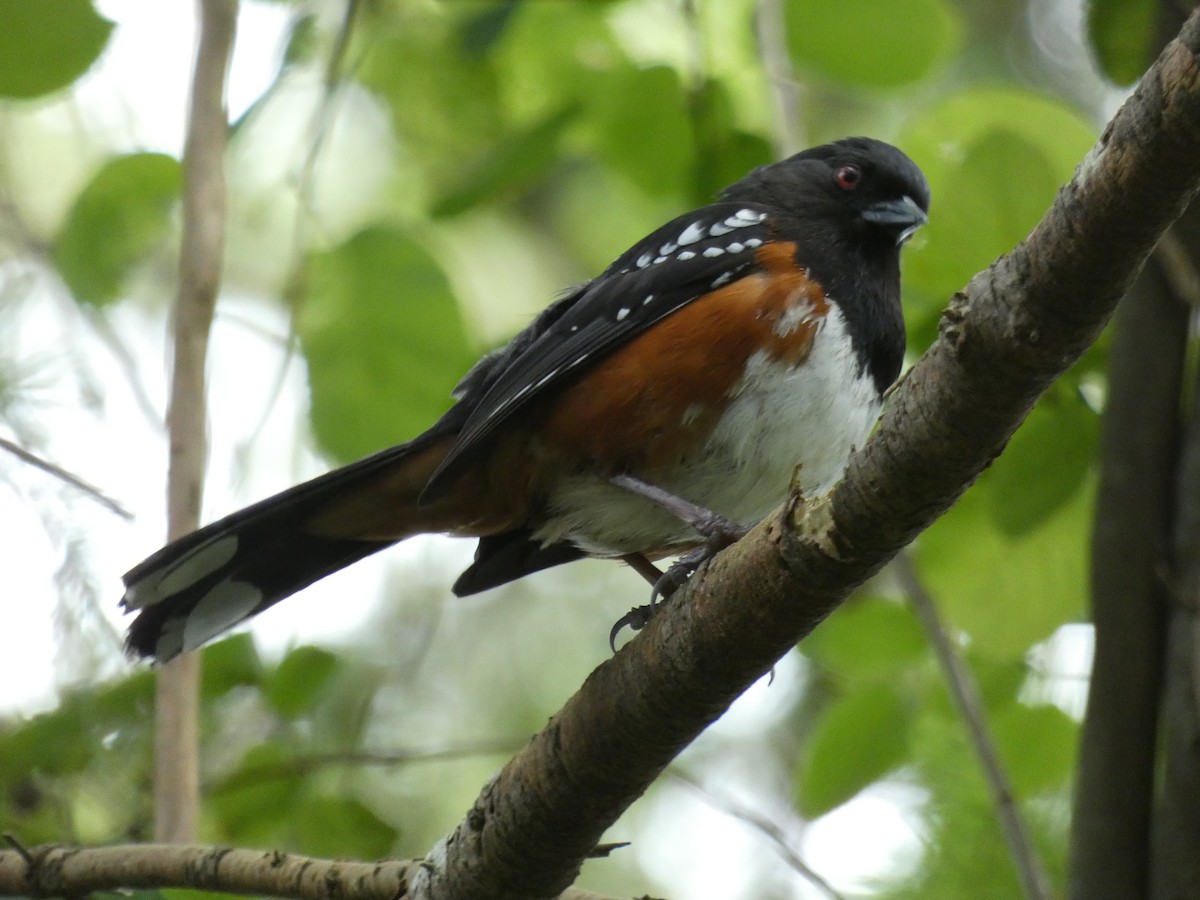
[413,11,1200,899]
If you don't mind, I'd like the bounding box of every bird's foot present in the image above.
[607,477,749,651]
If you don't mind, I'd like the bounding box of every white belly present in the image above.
[535,304,883,555]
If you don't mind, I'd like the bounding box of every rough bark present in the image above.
[412,12,1200,900]
[1067,254,1183,900]
[1070,2,1200,895]
[0,843,614,900]
[1151,278,1200,898]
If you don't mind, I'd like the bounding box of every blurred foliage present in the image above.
[54,153,183,308]
[1087,0,1159,85]
[0,0,113,99]
[298,226,475,460]
[0,0,1153,896]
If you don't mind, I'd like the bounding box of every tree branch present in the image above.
[1150,212,1200,899]
[155,0,238,844]
[412,12,1200,899]
[1152,359,1200,896]
[1066,195,1186,900]
[0,434,133,519]
[0,843,616,900]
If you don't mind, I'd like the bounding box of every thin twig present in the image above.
[894,552,1052,900]
[206,740,526,792]
[154,0,239,845]
[0,435,133,520]
[2,833,33,867]
[668,770,846,900]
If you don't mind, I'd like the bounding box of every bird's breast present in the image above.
[535,301,883,556]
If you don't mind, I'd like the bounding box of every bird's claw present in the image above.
[608,546,711,651]
[609,604,655,652]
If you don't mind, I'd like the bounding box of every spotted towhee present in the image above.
[122,136,929,662]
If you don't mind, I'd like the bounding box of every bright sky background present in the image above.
[0,3,1099,897]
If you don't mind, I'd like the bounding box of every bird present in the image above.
[121,136,930,663]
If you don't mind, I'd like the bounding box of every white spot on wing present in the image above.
[678,250,696,261]
[616,307,630,321]
[660,241,678,255]
[711,271,735,289]
[727,242,745,253]
[734,208,766,223]
[709,221,735,236]
[637,252,653,268]
[703,247,725,258]
[642,294,655,306]
[744,237,763,248]
[654,255,668,265]
[677,221,706,245]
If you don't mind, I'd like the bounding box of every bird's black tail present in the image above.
[122,431,457,663]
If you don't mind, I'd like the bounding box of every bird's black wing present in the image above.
[422,202,775,500]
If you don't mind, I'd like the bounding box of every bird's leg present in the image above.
[610,474,747,542]
[610,553,663,651]
[607,475,749,650]
[621,552,664,586]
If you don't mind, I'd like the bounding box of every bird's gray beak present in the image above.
[862,195,928,244]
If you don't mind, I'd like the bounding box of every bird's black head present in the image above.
[723,136,930,248]
[723,137,929,395]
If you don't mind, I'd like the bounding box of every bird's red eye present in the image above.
[835,165,861,190]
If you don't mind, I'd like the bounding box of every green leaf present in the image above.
[54,152,182,308]
[687,79,774,204]
[357,12,505,195]
[460,0,522,56]
[1088,0,1157,86]
[291,795,398,858]
[907,129,1060,304]
[916,474,1091,659]
[201,633,263,700]
[785,0,961,89]
[0,707,93,777]
[282,13,319,68]
[988,387,1099,535]
[992,703,1078,796]
[89,670,156,723]
[207,743,305,841]
[587,65,694,197]
[796,684,911,817]
[298,226,474,462]
[265,645,339,719]
[0,0,114,98]
[431,104,580,218]
[804,596,927,681]
[899,88,1096,311]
